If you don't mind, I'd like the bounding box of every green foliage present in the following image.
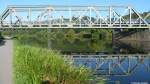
[13,42,92,84]
[65,29,77,43]
[2,29,113,53]
[0,32,3,38]
[91,29,112,40]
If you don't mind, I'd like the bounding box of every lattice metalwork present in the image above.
[0,5,150,29]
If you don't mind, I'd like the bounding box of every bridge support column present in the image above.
[28,8,32,27]
[9,9,12,28]
[128,6,132,27]
[109,6,112,27]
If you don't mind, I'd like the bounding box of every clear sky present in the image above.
[0,0,149,13]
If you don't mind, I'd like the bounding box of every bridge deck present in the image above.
[1,24,150,29]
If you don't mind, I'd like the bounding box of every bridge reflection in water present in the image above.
[64,54,150,76]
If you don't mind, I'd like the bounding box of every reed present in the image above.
[13,43,92,84]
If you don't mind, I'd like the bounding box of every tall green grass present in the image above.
[13,43,92,84]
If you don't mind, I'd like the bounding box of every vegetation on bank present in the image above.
[0,31,4,39]
[2,29,113,52]
[2,29,112,41]
[13,42,94,84]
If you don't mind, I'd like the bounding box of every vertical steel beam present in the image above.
[61,16,63,26]
[89,7,92,26]
[79,16,81,27]
[109,6,112,26]
[139,18,141,27]
[99,16,101,27]
[28,8,31,27]
[129,6,132,27]
[119,16,121,27]
[112,10,115,23]
[69,8,72,24]
[48,9,52,27]
[9,8,12,27]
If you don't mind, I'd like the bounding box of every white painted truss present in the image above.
[0,5,150,29]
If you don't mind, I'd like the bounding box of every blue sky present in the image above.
[0,0,149,13]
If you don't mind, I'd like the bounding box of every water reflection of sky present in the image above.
[73,55,150,84]
[109,58,150,84]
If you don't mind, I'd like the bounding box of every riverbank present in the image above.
[13,42,94,84]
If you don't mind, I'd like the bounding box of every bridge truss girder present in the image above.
[0,5,150,29]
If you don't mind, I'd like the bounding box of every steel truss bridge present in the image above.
[64,54,150,76]
[0,5,150,29]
